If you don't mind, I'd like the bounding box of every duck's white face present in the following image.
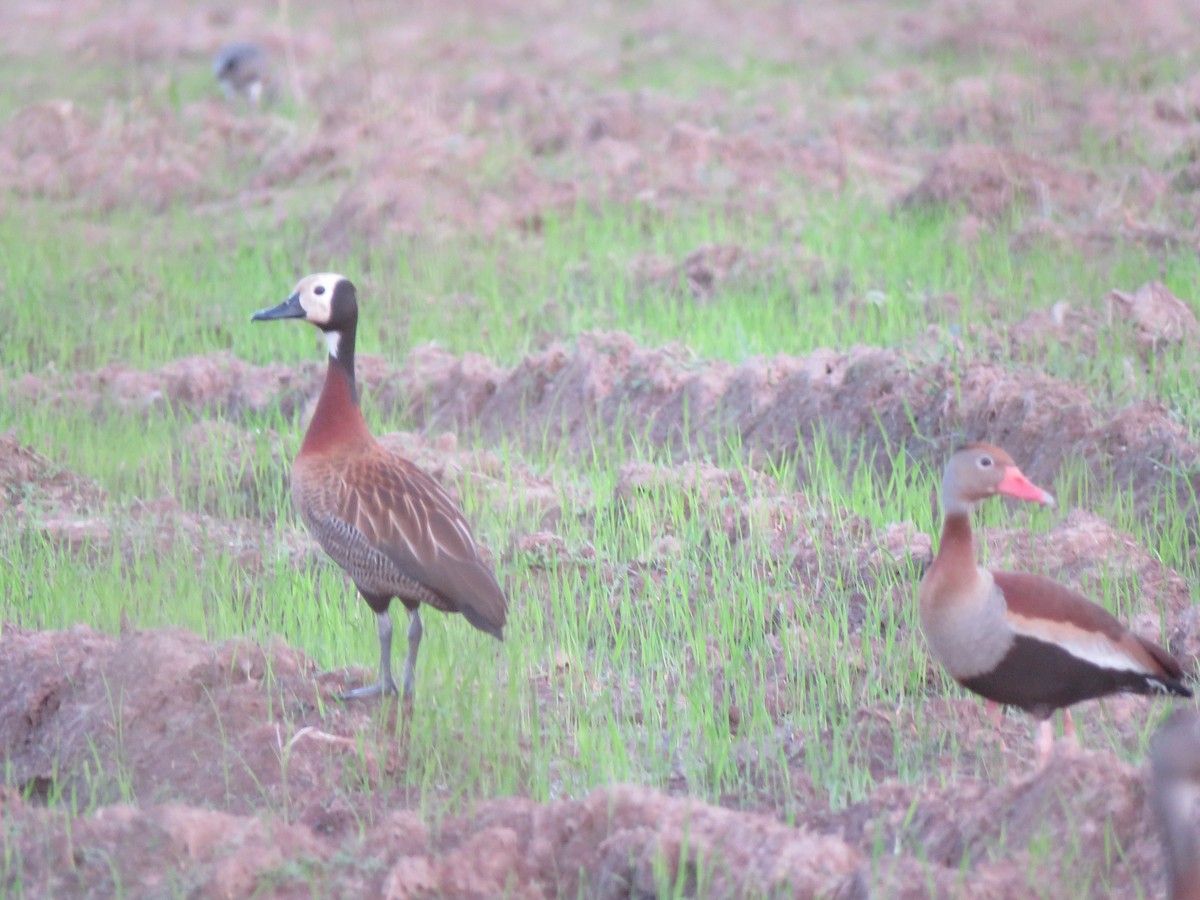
[252,272,360,359]
[290,272,346,326]
[251,271,357,358]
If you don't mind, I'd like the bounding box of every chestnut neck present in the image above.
[299,322,373,455]
[925,509,982,596]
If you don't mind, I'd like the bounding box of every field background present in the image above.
[3,0,1200,896]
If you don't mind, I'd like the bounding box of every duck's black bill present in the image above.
[251,293,305,322]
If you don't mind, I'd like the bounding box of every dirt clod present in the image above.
[900,144,1095,221]
[1108,280,1199,351]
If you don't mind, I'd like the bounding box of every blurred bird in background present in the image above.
[1151,709,1200,900]
[213,42,274,106]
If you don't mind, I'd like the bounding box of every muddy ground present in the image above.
[4,345,1198,898]
[5,0,1200,897]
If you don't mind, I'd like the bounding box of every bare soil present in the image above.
[3,343,1196,897]
[4,0,1200,897]
[0,621,1173,898]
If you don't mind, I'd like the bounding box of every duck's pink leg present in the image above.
[1036,719,1055,770]
[986,700,1009,752]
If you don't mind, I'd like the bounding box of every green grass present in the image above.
[1,388,1182,817]
[2,196,1197,811]
[6,196,1200,429]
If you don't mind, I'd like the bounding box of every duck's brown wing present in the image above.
[994,570,1186,688]
[295,449,507,637]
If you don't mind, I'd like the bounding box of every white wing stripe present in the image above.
[1009,614,1148,674]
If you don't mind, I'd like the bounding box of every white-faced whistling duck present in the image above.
[252,273,508,699]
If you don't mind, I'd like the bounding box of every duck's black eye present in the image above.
[979,456,993,468]
[314,285,326,296]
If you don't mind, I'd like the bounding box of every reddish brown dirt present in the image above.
[6,0,1200,896]
[6,0,1200,242]
[899,144,1097,222]
[3,338,1196,895]
[0,625,1172,898]
[14,334,1198,527]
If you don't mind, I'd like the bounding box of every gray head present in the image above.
[213,42,273,105]
[939,442,1056,516]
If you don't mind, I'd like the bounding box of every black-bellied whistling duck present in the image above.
[252,273,507,699]
[920,442,1190,767]
[1152,709,1200,900]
